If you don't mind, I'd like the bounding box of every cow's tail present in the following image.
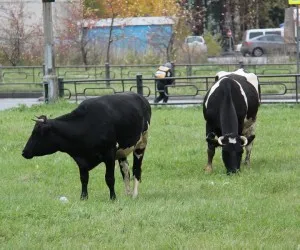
[220,79,238,133]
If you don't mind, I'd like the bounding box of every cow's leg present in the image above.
[79,168,89,200]
[132,148,144,198]
[205,128,218,173]
[205,144,215,173]
[243,120,256,166]
[73,156,99,200]
[244,142,253,165]
[104,152,116,200]
[118,158,131,195]
[132,130,148,198]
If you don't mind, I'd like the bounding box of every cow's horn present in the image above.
[240,136,248,146]
[32,118,44,123]
[217,136,225,146]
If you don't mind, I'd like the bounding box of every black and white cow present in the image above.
[203,68,260,174]
[22,92,151,200]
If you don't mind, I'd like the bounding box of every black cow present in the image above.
[22,92,151,200]
[203,69,260,174]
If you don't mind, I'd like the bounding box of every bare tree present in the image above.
[105,0,118,64]
[0,2,41,66]
[57,0,97,66]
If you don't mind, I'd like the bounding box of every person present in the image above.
[154,62,174,103]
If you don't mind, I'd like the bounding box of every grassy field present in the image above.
[0,102,300,249]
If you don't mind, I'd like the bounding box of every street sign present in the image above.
[289,0,300,4]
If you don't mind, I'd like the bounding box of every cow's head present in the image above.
[22,115,57,159]
[206,133,255,174]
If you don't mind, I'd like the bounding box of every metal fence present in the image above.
[0,62,298,83]
[59,73,300,104]
[0,63,299,104]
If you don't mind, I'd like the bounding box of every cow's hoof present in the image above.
[244,160,250,166]
[125,190,132,196]
[80,195,88,200]
[204,166,213,173]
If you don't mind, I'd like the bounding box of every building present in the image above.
[86,16,175,53]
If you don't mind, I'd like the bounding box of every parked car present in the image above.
[242,28,284,42]
[184,36,208,53]
[240,34,285,57]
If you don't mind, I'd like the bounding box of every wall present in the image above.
[86,17,174,54]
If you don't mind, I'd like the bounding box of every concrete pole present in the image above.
[296,5,299,103]
[42,0,58,102]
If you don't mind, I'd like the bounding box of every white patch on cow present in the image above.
[234,69,259,94]
[228,137,237,144]
[116,142,119,148]
[116,146,135,159]
[116,128,149,160]
[215,69,259,95]
[133,177,139,198]
[119,160,131,195]
[205,80,221,108]
[232,79,248,109]
[243,118,256,137]
[135,130,148,150]
[205,76,248,110]
[134,152,143,159]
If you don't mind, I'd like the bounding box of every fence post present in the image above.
[136,74,143,95]
[171,62,175,85]
[296,75,299,104]
[0,64,2,83]
[239,61,244,69]
[43,80,49,104]
[105,62,110,86]
[187,65,192,77]
[58,77,64,98]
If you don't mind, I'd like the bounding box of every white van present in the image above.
[242,28,284,42]
[235,28,284,52]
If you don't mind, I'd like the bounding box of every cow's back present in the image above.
[227,74,259,119]
[203,76,254,124]
[79,92,151,148]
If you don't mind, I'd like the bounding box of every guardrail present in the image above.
[0,63,299,103]
[58,73,300,104]
[0,63,299,85]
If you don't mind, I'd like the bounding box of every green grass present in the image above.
[1,103,300,249]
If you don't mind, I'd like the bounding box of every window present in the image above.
[249,32,263,39]
[266,31,281,36]
[266,36,276,42]
[257,37,268,41]
[273,36,283,42]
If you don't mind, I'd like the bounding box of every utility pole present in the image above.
[42,0,58,102]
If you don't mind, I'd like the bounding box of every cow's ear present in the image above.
[246,135,255,145]
[41,123,52,135]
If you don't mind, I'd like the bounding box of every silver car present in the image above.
[240,34,285,57]
[184,36,208,53]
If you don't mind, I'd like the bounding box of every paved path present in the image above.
[0,96,298,111]
[0,98,41,111]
